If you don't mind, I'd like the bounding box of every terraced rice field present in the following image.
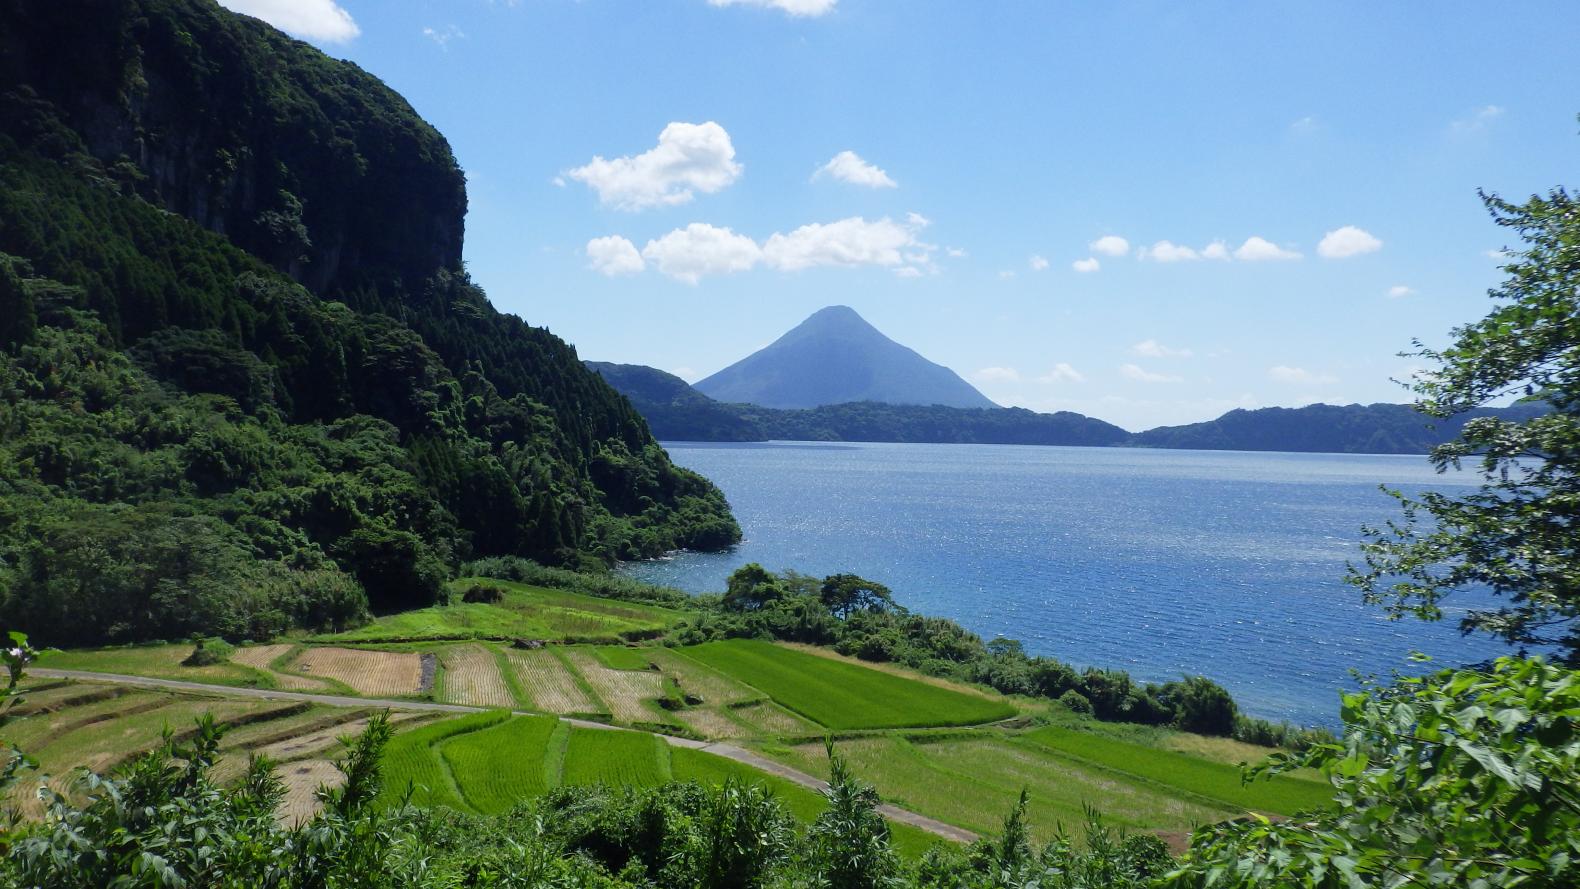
[40,644,273,688]
[440,715,562,814]
[229,645,333,691]
[1018,726,1333,815]
[561,727,669,788]
[278,759,344,824]
[505,649,605,716]
[768,733,1240,844]
[438,645,518,708]
[378,711,511,810]
[560,649,665,725]
[318,579,682,644]
[289,647,424,697]
[684,640,1017,730]
[646,649,761,706]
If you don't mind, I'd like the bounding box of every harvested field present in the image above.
[504,649,604,716]
[648,649,760,706]
[438,645,517,708]
[561,649,664,725]
[289,647,422,697]
[278,759,343,824]
[230,645,332,691]
[669,707,748,740]
[731,702,821,738]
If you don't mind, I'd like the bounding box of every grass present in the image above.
[591,646,656,671]
[561,727,669,788]
[762,733,1238,844]
[377,711,510,811]
[683,640,1016,730]
[40,644,275,688]
[440,715,561,815]
[1018,726,1333,816]
[316,579,684,644]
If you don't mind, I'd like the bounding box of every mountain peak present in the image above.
[695,307,996,410]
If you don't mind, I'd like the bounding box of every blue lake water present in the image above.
[622,441,1515,728]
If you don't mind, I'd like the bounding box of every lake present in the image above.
[622,441,1515,728]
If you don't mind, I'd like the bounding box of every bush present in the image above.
[182,637,236,666]
[461,583,505,604]
[461,556,690,608]
[1058,689,1094,715]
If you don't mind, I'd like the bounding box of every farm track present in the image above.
[33,668,978,843]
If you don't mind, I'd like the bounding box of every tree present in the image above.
[722,563,787,612]
[1162,656,1580,888]
[1347,183,1580,661]
[820,573,897,619]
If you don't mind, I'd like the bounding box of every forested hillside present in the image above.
[0,0,738,646]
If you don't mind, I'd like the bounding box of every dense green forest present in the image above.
[0,0,738,646]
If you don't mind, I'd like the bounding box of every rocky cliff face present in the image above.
[0,0,465,297]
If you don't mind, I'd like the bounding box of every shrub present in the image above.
[1058,690,1094,715]
[182,637,236,666]
[461,583,505,604]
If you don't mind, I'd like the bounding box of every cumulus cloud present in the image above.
[1132,339,1192,359]
[706,0,837,16]
[567,122,742,211]
[585,236,645,277]
[1233,236,1302,261]
[973,367,1021,383]
[761,216,929,272]
[1090,235,1130,257]
[1138,240,1199,262]
[813,151,896,188]
[1071,257,1100,273]
[1201,241,1230,261]
[1387,285,1415,299]
[1029,255,1050,271]
[1121,363,1182,384]
[218,0,359,42]
[1317,225,1382,259]
[1039,363,1086,384]
[1268,365,1339,385]
[946,247,968,258]
[641,223,761,284]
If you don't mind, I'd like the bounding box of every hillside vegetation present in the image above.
[0,0,738,646]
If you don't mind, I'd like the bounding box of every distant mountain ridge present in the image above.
[592,362,1542,454]
[695,305,997,409]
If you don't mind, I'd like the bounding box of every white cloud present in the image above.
[1071,257,1100,273]
[813,151,896,188]
[1268,365,1339,385]
[566,122,742,211]
[1387,285,1415,299]
[893,266,924,278]
[761,216,929,272]
[421,24,464,49]
[218,0,359,42]
[998,270,1016,280]
[1038,363,1086,384]
[1132,339,1192,359]
[670,367,699,382]
[1201,240,1230,261]
[706,0,837,16]
[1121,363,1182,384]
[973,367,1021,383]
[1139,240,1199,262]
[1485,249,1509,260]
[585,236,645,277]
[641,223,761,284]
[1451,104,1504,133]
[1290,115,1318,133]
[1090,235,1130,257]
[1233,236,1302,261]
[946,247,968,258]
[1317,225,1382,259]
[906,211,931,228]
[1029,255,1050,271]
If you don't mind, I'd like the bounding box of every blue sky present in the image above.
[223,0,1579,430]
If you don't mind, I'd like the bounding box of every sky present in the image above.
[221,0,1580,431]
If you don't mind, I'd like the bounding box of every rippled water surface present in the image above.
[622,442,1513,727]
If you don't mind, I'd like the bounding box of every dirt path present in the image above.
[33,668,977,844]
